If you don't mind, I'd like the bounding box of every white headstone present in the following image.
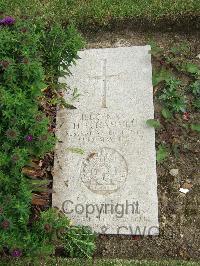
[53,46,159,235]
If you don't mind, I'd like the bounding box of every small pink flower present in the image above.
[25,135,33,142]
[1,220,10,229]
[11,249,22,257]
[183,112,190,121]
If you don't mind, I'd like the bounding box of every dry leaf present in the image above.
[182,182,193,190]
[32,196,47,206]
[22,167,44,178]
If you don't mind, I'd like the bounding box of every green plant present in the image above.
[193,98,200,110]
[152,68,172,86]
[170,43,190,57]
[2,0,200,30]
[188,80,200,96]
[68,147,85,155]
[156,145,169,162]
[159,78,187,113]
[0,9,95,259]
[191,124,200,132]
[146,119,161,129]
[188,81,200,110]
[41,24,84,81]
[0,18,56,255]
[149,41,163,58]
[161,108,173,120]
[62,225,96,258]
[31,208,95,258]
[182,62,200,77]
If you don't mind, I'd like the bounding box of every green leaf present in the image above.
[152,68,172,86]
[30,180,50,186]
[189,80,200,96]
[185,63,200,74]
[191,124,200,132]
[172,144,179,158]
[38,82,47,91]
[170,43,190,56]
[161,108,172,119]
[156,145,168,163]
[60,98,77,109]
[72,87,81,100]
[193,99,200,109]
[148,41,163,57]
[68,147,84,155]
[146,119,161,129]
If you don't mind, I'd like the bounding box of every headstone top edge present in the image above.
[79,45,151,54]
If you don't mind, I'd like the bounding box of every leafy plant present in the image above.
[146,119,161,129]
[193,98,200,110]
[41,24,84,81]
[31,208,95,258]
[0,8,95,259]
[156,145,169,162]
[170,43,190,56]
[161,108,173,120]
[62,225,96,258]
[188,80,200,96]
[191,124,200,132]
[159,78,187,113]
[182,62,200,76]
[152,68,172,86]
[172,144,180,158]
[72,87,81,101]
[149,41,163,57]
[68,147,85,155]
[0,19,52,256]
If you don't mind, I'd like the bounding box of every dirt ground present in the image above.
[82,29,200,261]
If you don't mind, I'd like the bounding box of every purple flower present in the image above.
[11,249,22,257]
[0,16,15,26]
[1,220,10,229]
[25,135,33,142]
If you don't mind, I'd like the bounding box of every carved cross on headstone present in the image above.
[91,59,125,108]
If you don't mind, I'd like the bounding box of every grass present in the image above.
[1,258,199,266]
[1,0,200,27]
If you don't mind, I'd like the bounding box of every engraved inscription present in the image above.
[64,112,136,144]
[80,147,128,195]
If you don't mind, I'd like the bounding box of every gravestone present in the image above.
[53,46,159,235]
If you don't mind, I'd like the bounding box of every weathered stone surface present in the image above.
[53,46,159,235]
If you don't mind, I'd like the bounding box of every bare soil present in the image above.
[83,29,200,261]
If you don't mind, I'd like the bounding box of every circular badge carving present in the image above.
[80,147,128,195]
